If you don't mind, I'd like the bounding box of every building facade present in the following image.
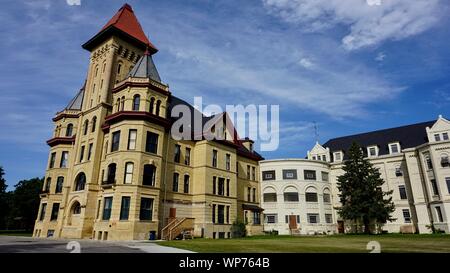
[260,116,450,234]
[33,4,263,241]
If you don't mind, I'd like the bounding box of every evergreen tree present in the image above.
[336,142,395,234]
[0,166,9,229]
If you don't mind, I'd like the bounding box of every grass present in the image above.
[0,230,33,237]
[156,234,450,253]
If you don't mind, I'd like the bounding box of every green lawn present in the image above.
[156,234,450,253]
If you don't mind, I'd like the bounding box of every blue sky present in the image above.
[0,0,449,189]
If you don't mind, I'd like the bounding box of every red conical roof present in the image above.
[83,3,157,53]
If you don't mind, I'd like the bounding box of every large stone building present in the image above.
[33,4,264,241]
[261,116,450,234]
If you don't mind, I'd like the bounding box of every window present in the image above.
[307,213,319,223]
[212,149,218,167]
[143,164,156,186]
[263,193,277,202]
[44,178,51,193]
[213,176,216,195]
[425,156,433,170]
[226,154,231,170]
[368,146,377,157]
[185,148,191,165]
[60,151,68,168]
[149,97,155,114]
[431,179,439,196]
[323,193,331,203]
[120,96,125,111]
[305,191,318,202]
[74,172,86,191]
[285,215,300,224]
[247,187,251,201]
[79,145,85,162]
[212,205,216,223]
[325,214,333,224]
[49,152,56,168]
[106,163,116,185]
[333,152,342,162]
[72,202,81,215]
[92,116,97,132]
[262,170,275,180]
[395,167,403,177]
[111,131,120,152]
[65,124,73,137]
[120,197,130,220]
[145,132,158,154]
[436,206,444,222]
[172,173,179,192]
[174,144,181,163]
[253,188,256,202]
[56,177,64,193]
[102,197,113,220]
[304,170,316,180]
[441,154,449,167]
[226,179,230,196]
[184,175,190,194]
[124,162,133,184]
[226,206,230,224]
[116,98,121,112]
[446,177,450,194]
[322,172,329,182]
[133,95,140,111]
[399,185,407,200]
[265,214,277,224]
[443,132,449,141]
[83,120,89,135]
[155,100,161,116]
[254,212,261,225]
[252,166,256,181]
[402,209,411,223]
[117,63,122,74]
[218,178,225,196]
[283,169,297,179]
[389,143,400,154]
[50,203,60,221]
[247,165,251,180]
[435,134,441,142]
[127,129,137,150]
[284,192,299,202]
[217,205,225,224]
[140,198,153,220]
[39,203,47,221]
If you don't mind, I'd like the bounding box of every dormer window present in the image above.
[435,134,441,142]
[333,151,342,162]
[389,143,400,154]
[312,156,317,160]
[321,155,326,161]
[443,132,449,140]
[367,146,378,157]
[249,142,253,152]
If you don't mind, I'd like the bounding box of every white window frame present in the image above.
[434,134,441,142]
[443,132,449,141]
[333,151,342,162]
[367,146,378,157]
[389,142,400,155]
[124,162,134,184]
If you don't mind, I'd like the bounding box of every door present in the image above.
[289,215,297,230]
[337,220,344,233]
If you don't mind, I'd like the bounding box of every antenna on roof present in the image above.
[313,121,319,143]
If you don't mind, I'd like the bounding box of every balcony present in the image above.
[101,178,116,188]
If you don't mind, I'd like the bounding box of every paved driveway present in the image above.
[0,236,194,253]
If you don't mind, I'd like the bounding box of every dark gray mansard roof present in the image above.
[323,120,436,159]
[127,52,161,82]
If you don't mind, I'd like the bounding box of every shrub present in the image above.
[231,221,247,238]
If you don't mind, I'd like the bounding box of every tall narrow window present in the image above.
[107,163,116,185]
[252,166,256,181]
[402,209,411,223]
[79,146,85,163]
[226,179,230,196]
[120,96,125,111]
[74,173,86,191]
[218,178,225,196]
[173,173,179,192]
[127,129,137,150]
[247,187,251,201]
[39,203,47,221]
[185,147,191,165]
[431,179,439,196]
[55,177,64,193]
[399,185,407,200]
[436,206,444,222]
[226,154,231,170]
[212,149,218,167]
[247,165,251,180]
[111,131,120,152]
[65,124,73,137]
[140,198,153,220]
[155,100,161,116]
[253,188,256,202]
[60,151,68,168]
[116,98,121,112]
[213,176,216,195]
[120,197,131,220]
[124,162,134,184]
[217,205,225,224]
[133,95,140,111]
[50,203,60,221]
[44,177,51,193]
[145,132,158,154]
[83,120,89,135]
[174,144,181,163]
[91,117,97,133]
[143,164,156,186]
[87,143,93,160]
[425,156,433,170]
[102,197,113,220]
[212,204,216,223]
[184,174,190,194]
[446,177,450,194]
[49,152,56,169]
[117,63,122,74]
[149,97,155,114]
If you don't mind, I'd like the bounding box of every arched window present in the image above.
[56,176,64,193]
[133,95,140,111]
[72,201,81,215]
[323,188,331,203]
[44,177,51,193]
[91,117,97,133]
[149,97,155,114]
[155,100,161,116]
[124,162,134,184]
[74,173,86,191]
[263,187,277,202]
[283,186,299,202]
[83,120,89,135]
[184,174,190,194]
[305,186,318,202]
[106,163,116,185]
[441,153,449,167]
[143,164,156,186]
[117,63,122,75]
[94,65,99,77]
[65,124,73,137]
[120,96,125,111]
[116,98,121,112]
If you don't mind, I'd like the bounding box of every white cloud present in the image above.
[262,0,444,50]
[375,52,386,62]
[299,58,314,69]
